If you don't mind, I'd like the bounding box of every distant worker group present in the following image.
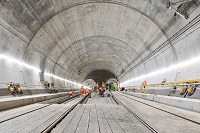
[44,81,58,93]
[79,86,91,97]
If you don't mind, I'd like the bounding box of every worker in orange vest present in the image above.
[69,91,74,97]
[143,80,147,87]
[102,82,105,96]
[86,89,91,94]
[80,86,85,96]
[102,82,105,88]
[86,89,91,98]
[96,83,99,89]
[143,80,147,93]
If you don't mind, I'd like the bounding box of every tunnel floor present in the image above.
[1,92,200,133]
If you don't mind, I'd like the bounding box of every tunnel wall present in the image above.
[121,7,200,87]
[0,24,76,90]
[0,25,39,88]
[0,0,199,92]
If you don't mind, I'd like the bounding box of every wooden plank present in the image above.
[62,104,86,133]
[19,104,72,133]
[109,104,151,133]
[0,103,48,119]
[0,104,58,130]
[105,104,133,133]
[75,104,91,133]
[0,104,63,132]
[0,103,49,122]
[101,105,125,133]
[87,105,100,133]
[96,105,112,133]
[51,104,82,133]
[112,92,200,133]
[17,104,67,133]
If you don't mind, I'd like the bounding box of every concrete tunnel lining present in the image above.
[1,1,200,132]
[51,36,135,76]
[0,0,199,89]
[85,69,116,83]
[25,0,170,83]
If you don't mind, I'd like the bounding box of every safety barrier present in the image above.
[122,78,200,97]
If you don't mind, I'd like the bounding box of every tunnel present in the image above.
[0,0,200,132]
[0,0,199,90]
[85,70,116,83]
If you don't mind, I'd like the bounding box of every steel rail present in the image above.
[118,92,200,125]
[0,104,50,124]
[111,92,158,133]
[41,95,88,133]
[0,94,80,124]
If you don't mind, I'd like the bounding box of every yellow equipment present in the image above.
[187,85,197,96]
[16,86,21,92]
[187,86,194,93]
[180,87,185,93]
[8,86,14,92]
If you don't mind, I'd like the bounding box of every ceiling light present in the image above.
[121,55,200,86]
[0,54,91,89]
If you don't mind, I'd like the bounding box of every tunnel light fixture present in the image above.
[0,54,41,72]
[121,55,200,86]
[44,72,91,89]
[0,54,90,89]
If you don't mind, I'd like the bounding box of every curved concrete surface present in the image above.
[0,0,199,92]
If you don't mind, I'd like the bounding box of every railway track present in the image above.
[0,94,81,124]
[50,93,153,133]
[0,95,89,133]
[112,91,200,133]
[40,94,80,104]
[111,92,158,133]
[116,92,200,125]
[42,95,88,133]
[2,92,200,132]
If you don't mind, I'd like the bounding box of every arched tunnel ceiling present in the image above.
[0,0,177,82]
[85,70,115,83]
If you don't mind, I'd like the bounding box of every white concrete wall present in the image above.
[0,0,199,91]
[121,6,200,86]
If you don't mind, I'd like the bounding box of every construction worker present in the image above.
[69,91,74,97]
[102,82,105,96]
[86,89,91,98]
[143,80,147,93]
[94,86,99,98]
[102,82,105,88]
[50,82,57,93]
[50,82,54,88]
[44,81,49,89]
[80,86,85,96]
[143,80,147,87]
[86,89,91,94]
[96,83,99,90]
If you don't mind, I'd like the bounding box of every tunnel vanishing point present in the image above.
[1,1,200,133]
[0,0,200,91]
